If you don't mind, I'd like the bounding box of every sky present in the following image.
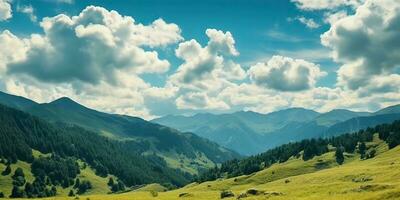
[0,0,399,119]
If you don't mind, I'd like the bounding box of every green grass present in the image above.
[3,136,400,199]
[0,161,35,197]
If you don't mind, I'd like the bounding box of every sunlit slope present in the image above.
[14,137,400,200]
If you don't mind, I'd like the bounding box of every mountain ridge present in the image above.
[0,91,239,175]
[153,104,400,155]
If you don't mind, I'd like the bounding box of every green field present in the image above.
[2,135,400,199]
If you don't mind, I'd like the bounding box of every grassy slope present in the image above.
[0,151,112,198]
[10,135,400,200]
[3,136,400,199]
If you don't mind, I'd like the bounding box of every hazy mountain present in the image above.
[152,108,320,155]
[0,91,239,173]
[153,106,400,155]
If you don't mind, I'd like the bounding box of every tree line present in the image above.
[197,120,400,182]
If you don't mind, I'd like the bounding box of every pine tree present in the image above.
[10,186,24,198]
[335,147,345,165]
[1,165,11,176]
[359,142,366,159]
[74,178,80,189]
[68,190,74,197]
[108,177,114,187]
[12,167,24,178]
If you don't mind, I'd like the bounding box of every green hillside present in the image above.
[0,91,239,174]
[7,130,400,199]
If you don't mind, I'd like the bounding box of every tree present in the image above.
[50,186,57,196]
[74,178,80,189]
[335,147,344,165]
[118,180,125,191]
[359,142,366,159]
[108,177,114,187]
[1,165,11,176]
[12,167,24,178]
[0,192,4,198]
[24,182,33,198]
[68,190,74,197]
[10,186,24,198]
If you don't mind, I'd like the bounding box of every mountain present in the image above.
[0,91,239,174]
[153,106,400,155]
[152,108,319,155]
[0,103,196,198]
[374,104,400,115]
[0,91,36,110]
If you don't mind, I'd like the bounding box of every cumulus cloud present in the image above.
[321,0,400,90]
[0,0,12,21]
[0,6,184,119]
[292,0,363,10]
[170,28,244,90]
[17,5,37,22]
[6,6,182,84]
[144,29,245,112]
[248,55,326,91]
[0,30,27,73]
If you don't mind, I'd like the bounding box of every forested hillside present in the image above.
[0,104,193,198]
[0,91,239,174]
[198,120,400,182]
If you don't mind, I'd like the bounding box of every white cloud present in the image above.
[248,55,326,91]
[6,6,182,85]
[321,0,400,90]
[292,0,363,10]
[170,28,244,90]
[0,6,184,119]
[296,16,320,28]
[0,0,12,21]
[17,5,37,22]
[323,10,348,25]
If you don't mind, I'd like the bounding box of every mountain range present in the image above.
[152,105,400,155]
[0,91,239,174]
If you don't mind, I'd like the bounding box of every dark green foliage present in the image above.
[335,147,344,165]
[107,177,114,187]
[110,179,125,193]
[13,168,24,178]
[77,180,92,194]
[10,186,24,198]
[366,149,376,159]
[68,190,74,197]
[359,142,367,159]
[12,168,25,186]
[0,104,192,187]
[1,164,11,176]
[0,192,4,198]
[74,178,80,189]
[31,155,79,188]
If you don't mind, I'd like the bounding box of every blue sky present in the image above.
[0,0,399,118]
[1,0,336,86]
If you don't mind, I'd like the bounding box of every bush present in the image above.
[1,165,11,176]
[220,190,234,198]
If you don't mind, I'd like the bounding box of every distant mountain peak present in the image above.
[49,97,86,109]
